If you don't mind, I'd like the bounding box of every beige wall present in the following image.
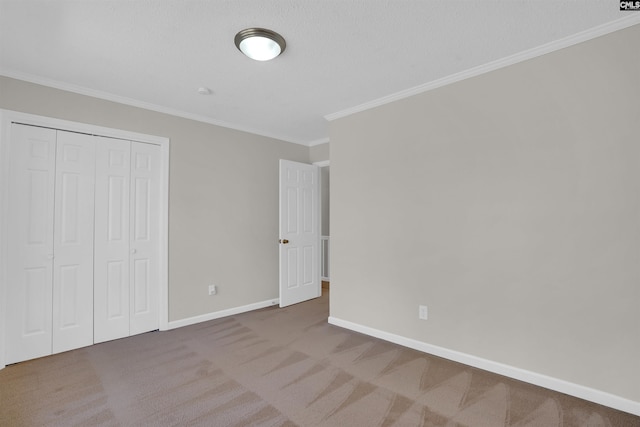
[0,76,309,322]
[311,141,330,239]
[309,142,329,163]
[329,24,640,403]
[321,166,330,236]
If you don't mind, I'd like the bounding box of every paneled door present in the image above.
[6,124,57,364]
[94,137,131,343]
[279,160,321,307]
[51,131,96,354]
[1,113,168,366]
[130,142,161,335]
[6,126,96,361]
[94,140,161,341]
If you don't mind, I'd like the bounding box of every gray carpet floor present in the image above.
[1,291,638,426]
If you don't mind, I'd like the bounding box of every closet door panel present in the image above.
[94,138,131,343]
[52,131,96,354]
[6,124,57,364]
[130,142,161,335]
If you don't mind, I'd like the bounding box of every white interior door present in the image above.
[51,131,96,354]
[94,137,131,343]
[6,124,56,364]
[279,160,321,307]
[129,142,161,335]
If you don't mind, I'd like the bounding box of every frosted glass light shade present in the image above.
[239,36,281,61]
[235,28,286,61]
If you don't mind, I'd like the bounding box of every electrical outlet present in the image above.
[208,285,217,295]
[419,305,428,320]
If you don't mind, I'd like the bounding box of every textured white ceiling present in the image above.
[0,1,638,145]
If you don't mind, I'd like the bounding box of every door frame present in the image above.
[0,109,170,370]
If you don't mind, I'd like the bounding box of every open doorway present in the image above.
[320,164,330,290]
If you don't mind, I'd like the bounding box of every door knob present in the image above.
[47,254,54,260]
[131,249,137,254]
[279,239,289,244]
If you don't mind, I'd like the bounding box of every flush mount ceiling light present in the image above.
[234,28,286,61]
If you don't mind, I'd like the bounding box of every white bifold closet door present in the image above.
[128,141,161,335]
[94,138,160,343]
[6,123,162,364]
[52,131,96,354]
[6,125,96,363]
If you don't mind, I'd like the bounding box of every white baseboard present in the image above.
[328,316,640,417]
[166,298,279,330]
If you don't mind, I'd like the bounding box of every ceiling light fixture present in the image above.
[234,28,286,61]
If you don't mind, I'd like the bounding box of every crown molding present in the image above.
[0,68,312,146]
[325,16,640,122]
